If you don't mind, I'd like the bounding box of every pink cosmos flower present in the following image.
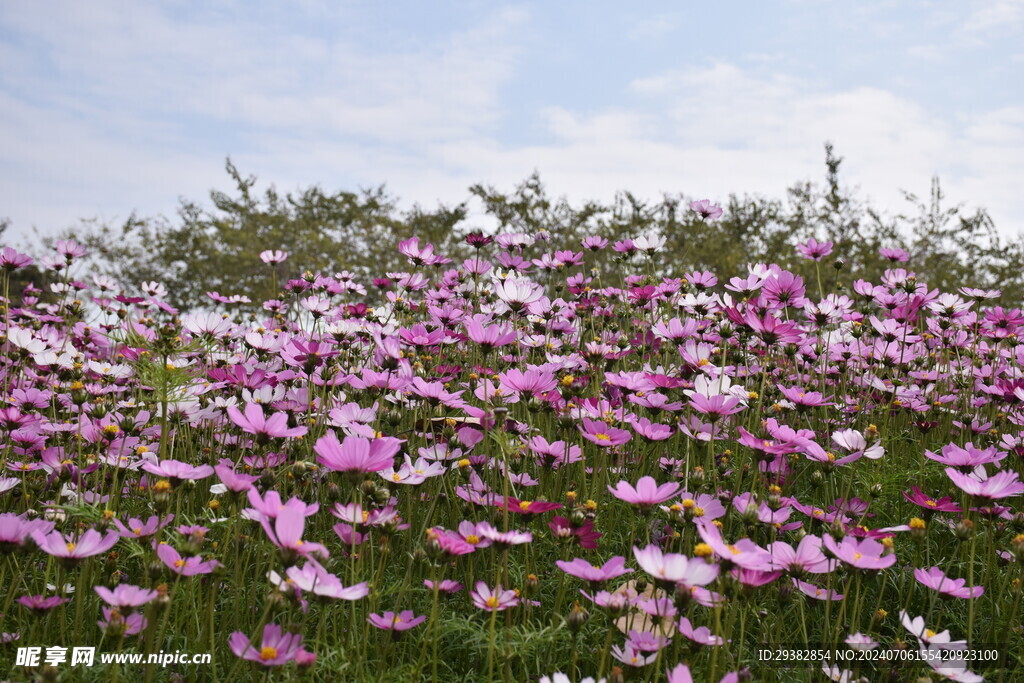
[465,319,516,351]
[112,514,172,540]
[793,579,844,601]
[227,403,307,441]
[822,535,895,571]
[368,610,426,631]
[260,506,329,562]
[926,442,1006,468]
[690,199,724,221]
[677,617,725,646]
[796,237,834,261]
[945,466,1024,500]
[315,432,403,473]
[95,584,158,609]
[914,566,984,599]
[140,459,215,482]
[229,623,306,666]
[695,523,773,570]
[156,544,221,576]
[424,579,463,593]
[608,476,680,507]
[426,528,477,556]
[633,545,719,587]
[768,535,835,575]
[259,250,288,264]
[476,521,533,547]
[470,582,519,611]
[579,418,631,447]
[98,607,147,636]
[689,394,744,421]
[32,528,119,562]
[17,595,68,613]
[903,487,961,514]
[556,556,633,585]
[274,563,369,601]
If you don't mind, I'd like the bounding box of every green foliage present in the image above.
[31,144,1024,309]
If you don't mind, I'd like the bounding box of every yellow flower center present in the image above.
[260,646,278,661]
[594,433,611,441]
[466,535,480,545]
[485,596,500,608]
[65,543,76,553]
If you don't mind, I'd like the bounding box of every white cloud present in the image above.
[1,1,1023,249]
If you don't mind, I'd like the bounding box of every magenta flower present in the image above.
[945,466,1024,500]
[549,516,601,550]
[464,319,516,351]
[579,418,631,447]
[32,528,119,562]
[926,442,1006,468]
[156,544,221,576]
[0,247,34,270]
[315,432,402,473]
[500,497,563,516]
[227,403,307,441]
[903,486,962,514]
[112,514,172,540]
[470,582,519,611]
[795,237,834,261]
[556,556,633,585]
[689,394,744,421]
[140,459,214,482]
[498,368,557,397]
[95,584,158,609]
[17,595,68,614]
[367,610,426,631]
[427,528,477,556]
[879,247,910,262]
[695,524,773,571]
[914,566,984,599]
[608,476,681,507]
[822,535,895,571]
[229,623,305,666]
[260,506,329,562]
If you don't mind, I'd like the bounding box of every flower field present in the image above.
[1,210,1023,682]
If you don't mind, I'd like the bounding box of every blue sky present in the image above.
[2,0,1023,240]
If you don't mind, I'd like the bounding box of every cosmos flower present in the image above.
[367,610,426,631]
[226,403,307,441]
[914,566,984,599]
[633,545,719,587]
[32,529,119,562]
[556,556,633,585]
[470,582,519,612]
[579,419,632,446]
[608,477,681,507]
[822,535,895,571]
[315,432,403,473]
[229,623,307,666]
[945,466,1024,500]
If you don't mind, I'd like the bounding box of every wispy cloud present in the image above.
[1,1,1022,242]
